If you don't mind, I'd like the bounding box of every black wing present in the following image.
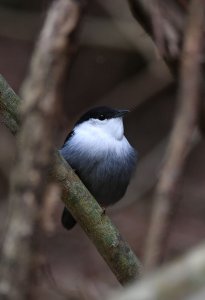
[61,130,74,148]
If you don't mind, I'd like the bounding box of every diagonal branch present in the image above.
[0,77,141,286]
[0,76,21,135]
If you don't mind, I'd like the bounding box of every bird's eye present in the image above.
[99,114,106,121]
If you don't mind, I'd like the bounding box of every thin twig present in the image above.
[144,0,204,270]
[0,0,82,299]
[127,0,186,73]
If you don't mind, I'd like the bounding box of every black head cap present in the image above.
[75,106,129,126]
[63,106,129,144]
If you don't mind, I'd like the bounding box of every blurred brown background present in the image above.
[0,0,205,298]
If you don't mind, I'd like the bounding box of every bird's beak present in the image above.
[115,109,130,118]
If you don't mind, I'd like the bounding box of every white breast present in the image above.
[66,117,132,159]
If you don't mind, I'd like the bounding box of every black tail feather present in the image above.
[61,207,76,230]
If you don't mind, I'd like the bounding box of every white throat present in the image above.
[77,117,124,141]
[62,117,131,160]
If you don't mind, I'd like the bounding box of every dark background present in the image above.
[0,1,205,298]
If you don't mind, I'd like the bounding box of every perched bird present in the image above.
[60,106,137,230]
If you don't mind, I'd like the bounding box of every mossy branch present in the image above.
[0,76,21,134]
[0,74,142,285]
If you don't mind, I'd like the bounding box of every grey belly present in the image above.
[66,151,136,206]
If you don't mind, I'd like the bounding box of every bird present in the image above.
[59,106,137,230]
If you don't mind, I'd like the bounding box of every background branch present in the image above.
[0,0,83,299]
[127,0,186,73]
[143,0,204,270]
[109,242,205,300]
